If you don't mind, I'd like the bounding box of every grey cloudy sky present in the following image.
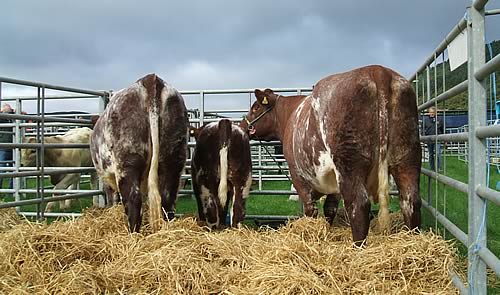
[1,0,499,113]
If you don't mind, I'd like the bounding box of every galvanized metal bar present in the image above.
[475,52,500,81]
[36,87,42,219]
[475,185,500,206]
[420,132,469,142]
[14,98,21,213]
[0,189,102,194]
[0,167,95,178]
[40,86,47,220]
[180,87,312,96]
[0,76,108,96]
[442,50,448,240]
[0,191,104,209]
[421,168,469,193]
[249,141,282,146]
[414,79,419,107]
[199,91,204,126]
[473,0,488,11]
[258,145,262,190]
[0,113,92,124]
[426,65,431,103]
[410,18,467,82]
[450,270,468,294]
[486,8,500,15]
[467,3,487,293]
[0,122,93,128]
[0,166,95,171]
[0,143,90,149]
[189,118,241,123]
[2,94,99,101]
[418,80,468,111]
[421,199,468,245]
[476,124,500,138]
[205,109,249,114]
[477,247,500,277]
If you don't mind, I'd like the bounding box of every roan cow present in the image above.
[240,65,421,244]
[21,127,99,212]
[90,74,188,232]
[190,119,252,229]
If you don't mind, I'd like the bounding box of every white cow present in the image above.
[21,127,100,212]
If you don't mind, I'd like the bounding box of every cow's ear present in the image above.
[254,89,276,107]
[189,126,200,139]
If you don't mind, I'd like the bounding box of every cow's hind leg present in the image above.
[324,193,341,225]
[118,174,143,233]
[159,167,183,221]
[341,177,371,246]
[390,163,421,230]
[230,185,245,227]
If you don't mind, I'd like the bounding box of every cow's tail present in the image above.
[377,80,391,233]
[218,120,232,214]
[147,92,163,232]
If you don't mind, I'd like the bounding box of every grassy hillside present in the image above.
[415,40,500,111]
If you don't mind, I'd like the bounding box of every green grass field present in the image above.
[420,155,500,259]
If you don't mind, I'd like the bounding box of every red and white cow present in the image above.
[190,119,252,229]
[90,74,188,232]
[241,65,422,244]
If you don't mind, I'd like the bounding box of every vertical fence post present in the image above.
[258,145,262,190]
[199,91,205,126]
[97,93,107,208]
[14,98,21,213]
[467,3,487,294]
[426,66,433,204]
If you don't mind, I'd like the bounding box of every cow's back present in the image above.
[91,74,188,192]
[310,65,418,166]
[63,127,93,167]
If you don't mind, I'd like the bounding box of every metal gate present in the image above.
[411,0,500,293]
[0,77,109,218]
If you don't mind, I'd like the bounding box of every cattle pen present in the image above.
[0,0,499,293]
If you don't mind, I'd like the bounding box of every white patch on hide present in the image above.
[200,185,211,215]
[313,150,340,194]
[242,173,252,199]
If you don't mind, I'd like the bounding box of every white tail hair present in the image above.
[147,99,162,232]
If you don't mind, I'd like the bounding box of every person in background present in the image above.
[0,103,15,189]
[423,106,444,171]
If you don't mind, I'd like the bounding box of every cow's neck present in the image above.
[274,95,306,141]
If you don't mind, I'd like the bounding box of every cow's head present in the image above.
[21,137,37,167]
[240,88,279,141]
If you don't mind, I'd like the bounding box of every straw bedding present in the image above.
[0,205,460,294]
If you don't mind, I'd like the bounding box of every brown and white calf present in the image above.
[90,74,188,232]
[190,119,252,229]
[21,127,99,212]
[241,65,421,244]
